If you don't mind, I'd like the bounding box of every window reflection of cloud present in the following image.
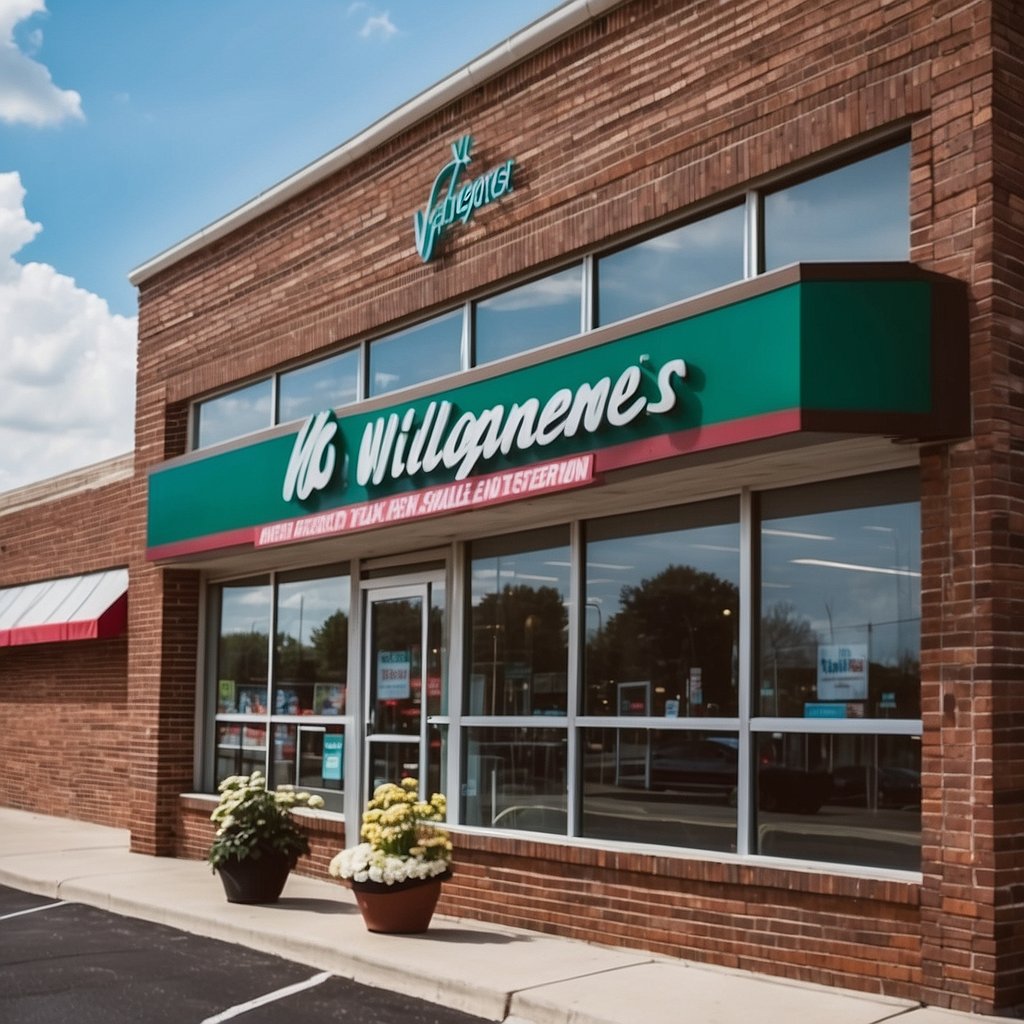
[221,588,271,635]
[764,145,909,266]
[279,353,359,421]
[199,381,272,447]
[478,267,581,313]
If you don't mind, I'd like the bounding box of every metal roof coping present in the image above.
[128,0,625,288]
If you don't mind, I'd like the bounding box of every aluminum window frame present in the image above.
[187,136,911,454]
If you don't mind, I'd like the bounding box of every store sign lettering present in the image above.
[413,135,515,261]
[282,410,339,502]
[356,357,688,488]
[258,453,594,548]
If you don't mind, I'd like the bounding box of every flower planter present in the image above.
[216,851,295,904]
[349,871,450,933]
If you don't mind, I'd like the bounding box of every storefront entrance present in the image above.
[362,573,446,800]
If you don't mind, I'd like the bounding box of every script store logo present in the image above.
[413,135,515,261]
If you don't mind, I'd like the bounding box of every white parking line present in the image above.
[0,901,67,921]
[200,971,333,1023]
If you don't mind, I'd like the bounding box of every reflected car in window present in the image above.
[830,765,921,809]
[650,737,831,814]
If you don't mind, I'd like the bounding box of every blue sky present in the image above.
[0,0,557,492]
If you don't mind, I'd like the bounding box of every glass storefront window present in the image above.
[215,722,266,781]
[763,143,910,270]
[368,310,463,397]
[474,264,583,365]
[429,581,447,717]
[216,580,271,714]
[758,471,920,720]
[368,739,421,794]
[195,379,273,450]
[268,722,345,796]
[272,571,348,717]
[581,728,738,852]
[368,594,423,736]
[468,528,570,716]
[448,471,921,870]
[211,570,349,811]
[755,732,920,871]
[462,726,567,833]
[584,500,740,717]
[596,205,745,326]
[278,349,359,425]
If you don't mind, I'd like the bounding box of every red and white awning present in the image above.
[0,569,128,647]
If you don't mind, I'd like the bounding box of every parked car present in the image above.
[830,765,921,808]
[650,738,738,800]
[650,737,830,814]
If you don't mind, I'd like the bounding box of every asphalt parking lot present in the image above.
[0,885,488,1024]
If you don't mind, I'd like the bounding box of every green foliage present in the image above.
[208,770,324,870]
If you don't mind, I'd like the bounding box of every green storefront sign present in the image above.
[147,266,966,560]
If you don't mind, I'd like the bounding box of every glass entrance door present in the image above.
[363,579,446,799]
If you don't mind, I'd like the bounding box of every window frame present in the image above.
[189,136,912,454]
[205,565,354,811]
[449,469,922,874]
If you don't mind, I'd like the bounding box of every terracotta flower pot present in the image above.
[216,851,294,904]
[349,871,450,933]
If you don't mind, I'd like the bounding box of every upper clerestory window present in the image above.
[190,139,911,453]
[763,143,910,270]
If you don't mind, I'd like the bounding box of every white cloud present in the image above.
[345,3,396,42]
[355,8,396,41]
[0,0,82,126]
[359,12,396,40]
[0,173,136,493]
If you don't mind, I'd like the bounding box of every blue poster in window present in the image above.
[323,734,343,782]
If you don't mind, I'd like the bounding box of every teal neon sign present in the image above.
[413,135,515,261]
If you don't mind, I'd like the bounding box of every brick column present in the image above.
[127,387,202,855]
[917,3,1024,1013]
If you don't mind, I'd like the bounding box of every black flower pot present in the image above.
[216,851,295,904]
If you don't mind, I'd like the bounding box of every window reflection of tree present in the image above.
[472,584,568,714]
[760,601,920,718]
[760,602,817,716]
[219,630,269,690]
[587,565,739,717]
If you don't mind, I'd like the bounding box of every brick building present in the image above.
[2,0,1022,1015]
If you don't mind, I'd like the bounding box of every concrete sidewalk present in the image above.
[0,808,1004,1024]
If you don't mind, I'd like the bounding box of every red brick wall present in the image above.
[127,560,201,855]
[133,0,1021,1014]
[916,0,1024,1014]
[177,798,921,999]
[986,4,1024,1010]
[0,467,132,827]
[0,638,129,826]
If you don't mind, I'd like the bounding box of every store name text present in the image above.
[356,357,687,488]
[413,135,515,261]
[282,410,338,502]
